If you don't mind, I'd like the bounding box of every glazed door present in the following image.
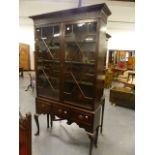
[63,21,97,109]
[35,25,61,100]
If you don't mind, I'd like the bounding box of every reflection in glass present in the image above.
[35,25,60,60]
[53,25,60,37]
[88,22,97,33]
[64,22,97,63]
[65,24,72,35]
[36,25,61,100]
[42,26,52,38]
[64,21,97,106]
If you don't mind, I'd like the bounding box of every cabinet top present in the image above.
[30,3,111,20]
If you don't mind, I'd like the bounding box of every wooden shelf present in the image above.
[65,80,93,86]
[65,60,95,66]
[38,59,60,63]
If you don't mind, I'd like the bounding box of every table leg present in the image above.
[50,114,53,128]
[47,114,49,128]
[34,114,40,136]
[88,134,94,155]
[94,126,99,148]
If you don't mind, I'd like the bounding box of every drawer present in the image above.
[53,105,70,119]
[36,99,52,114]
[71,110,93,125]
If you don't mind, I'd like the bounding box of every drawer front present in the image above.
[53,105,70,119]
[71,110,93,125]
[36,99,51,114]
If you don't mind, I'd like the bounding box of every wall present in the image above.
[19,18,34,69]
[19,0,135,69]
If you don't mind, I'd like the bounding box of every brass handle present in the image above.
[64,111,67,114]
[58,109,62,113]
[85,115,88,119]
[78,115,84,119]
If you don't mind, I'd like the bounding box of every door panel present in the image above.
[19,43,30,70]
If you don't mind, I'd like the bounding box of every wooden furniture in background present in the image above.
[108,50,135,66]
[127,56,135,70]
[19,113,32,155]
[19,43,30,70]
[127,71,135,83]
[30,3,111,155]
[104,69,113,88]
[110,86,135,109]
[112,67,127,80]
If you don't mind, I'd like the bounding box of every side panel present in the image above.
[95,18,108,107]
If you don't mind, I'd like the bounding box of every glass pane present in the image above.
[88,22,97,33]
[35,28,41,40]
[36,25,61,100]
[37,62,60,100]
[35,25,60,61]
[63,21,97,107]
[64,22,97,63]
[73,23,87,35]
[42,26,52,38]
[54,25,60,35]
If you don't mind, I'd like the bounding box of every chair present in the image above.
[19,113,32,155]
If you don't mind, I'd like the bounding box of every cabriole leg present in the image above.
[34,114,40,136]
[47,114,49,128]
[95,126,99,148]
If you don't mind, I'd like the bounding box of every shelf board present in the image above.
[64,80,93,86]
[65,60,95,66]
[38,59,60,63]
[38,76,59,80]
[64,72,95,77]
[65,40,96,43]
[65,33,96,37]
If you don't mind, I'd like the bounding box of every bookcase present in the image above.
[30,3,111,155]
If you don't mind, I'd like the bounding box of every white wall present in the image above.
[107,2,135,50]
[19,18,34,69]
[107,29,135,50]
[19,0,135,69]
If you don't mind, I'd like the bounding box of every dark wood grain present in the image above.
[19,113,32,155]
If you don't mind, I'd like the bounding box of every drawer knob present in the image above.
[85,115,89,119]
[58,109,62,113]
[78,115,84,119]
[64,111,67,114]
